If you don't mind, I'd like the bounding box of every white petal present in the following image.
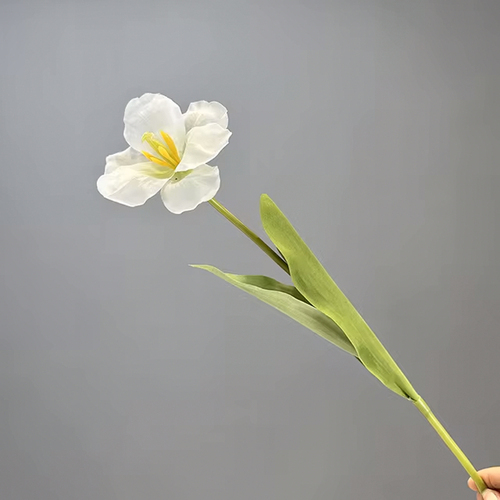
[175,123,231,172]
[123,93,185,154]
[104,147,146,174]
[161,164,220,214]
[183,101,229,132]
[97,162,168,207]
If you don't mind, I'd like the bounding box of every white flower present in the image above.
[97,93,231,214]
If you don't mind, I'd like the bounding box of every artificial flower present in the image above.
[97,93,231,214]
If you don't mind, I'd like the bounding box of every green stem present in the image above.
[413,397,487,495]
[208,198,290,275]
[209,199,486,495]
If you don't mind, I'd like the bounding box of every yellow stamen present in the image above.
[142,132,164,155]
[157,145,177,166]
[142,150,174,168]
[141,130,183,173]
[160,131,181,163]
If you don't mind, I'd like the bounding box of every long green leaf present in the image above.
[259,194,418,400]
[192,265,357,356]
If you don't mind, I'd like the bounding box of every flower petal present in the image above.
[175,123,231,172]
[161,164,220,214]
[183,101,229,132]
[123,93,185,153]
[97,161,168,207]
[104,147,146,174]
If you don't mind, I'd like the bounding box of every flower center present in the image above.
[141,131,181,170]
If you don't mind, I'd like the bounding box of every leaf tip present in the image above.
[260,193,273,205]
[259,193,276,215]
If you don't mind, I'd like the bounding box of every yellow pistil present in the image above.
[141,131,181,170]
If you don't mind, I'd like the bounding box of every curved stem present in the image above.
[208,198,290,275]
[413,397,487,495]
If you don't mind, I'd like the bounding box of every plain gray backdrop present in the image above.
[0,1,499,499]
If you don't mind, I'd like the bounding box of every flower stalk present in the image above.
[413,397,487,494]
[208,198,289,274]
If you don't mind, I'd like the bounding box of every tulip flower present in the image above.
[97,93,231,214]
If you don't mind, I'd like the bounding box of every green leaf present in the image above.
[259,194,418,400]
[192,265,357,356]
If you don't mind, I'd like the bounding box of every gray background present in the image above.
[0,0,499,499]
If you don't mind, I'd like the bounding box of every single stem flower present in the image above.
[97,93,489,497]
[97,93,231,214]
